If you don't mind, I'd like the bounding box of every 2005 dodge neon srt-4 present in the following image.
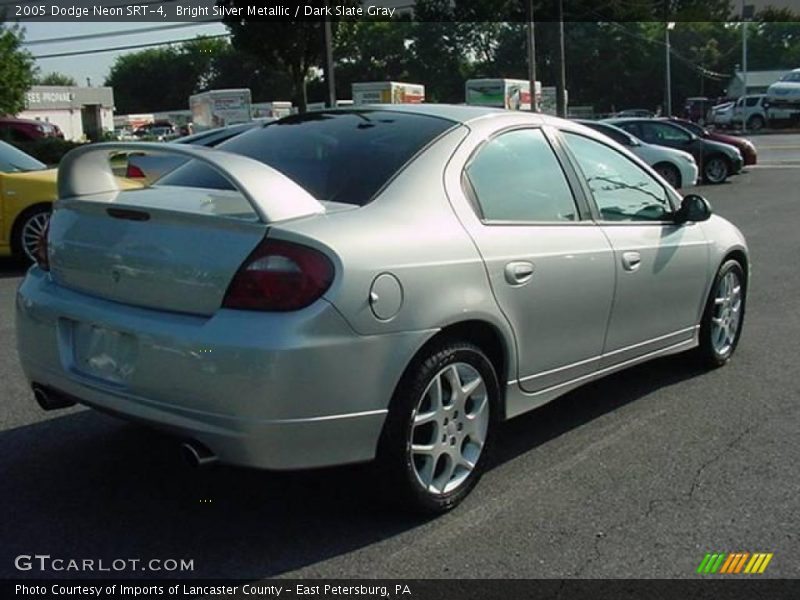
[16,105,749,513]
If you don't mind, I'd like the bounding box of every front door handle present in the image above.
[505,261,535,285]
[621,251,642,272]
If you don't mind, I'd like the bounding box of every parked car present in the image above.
[683,97,714,124]
[125,121,265,184]
[731,95,768,131]
[605,118,743,184]
[133,120,177,138]
[0,140,140,262]
[0,117,63,142]
[576,119,698,188]
[709,101,734,128]
[613,108,654,118]
[665,117,757,166]
[765,67,800,119]
[17,106,749,513]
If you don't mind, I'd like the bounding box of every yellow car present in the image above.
[0,141,139,262]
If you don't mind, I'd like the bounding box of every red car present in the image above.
[0,117,64,142]
[666,117,757,166]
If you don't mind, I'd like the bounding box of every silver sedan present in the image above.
[16,105,748,513]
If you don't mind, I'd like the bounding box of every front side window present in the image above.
[465,128,578,222]
[639,122,692,144]
[563,132,671,222]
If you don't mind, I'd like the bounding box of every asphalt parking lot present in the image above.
[1,134,799,580]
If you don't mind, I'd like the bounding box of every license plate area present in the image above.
[66,320,138,385]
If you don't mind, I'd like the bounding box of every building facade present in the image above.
[17,86,115,141]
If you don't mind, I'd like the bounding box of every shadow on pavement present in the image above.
[0,353,704,579]
[0,257,28,279]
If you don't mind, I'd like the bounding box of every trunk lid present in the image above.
[49,187,268,315]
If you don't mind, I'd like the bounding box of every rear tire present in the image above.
[377,341,499,514]
[747,115,765,131]
[703,155,729,184]
[10,204,51,263]
[696,260,746,368]
[654,163,681,189]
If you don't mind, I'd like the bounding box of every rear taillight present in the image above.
[222,239,334,311]
[125,163,145,178]
[35,221,50,271]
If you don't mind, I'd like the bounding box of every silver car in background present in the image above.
[16,106,749,513]
[577,119,698,188]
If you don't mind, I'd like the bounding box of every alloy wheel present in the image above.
[409,362,490,495]
[705,157,728,184]
[20,211,50,263]
[711,270,743,356]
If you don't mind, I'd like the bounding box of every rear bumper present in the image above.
[16,268,431,469]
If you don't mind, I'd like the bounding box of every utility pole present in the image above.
[741,1,752,133]
[323,0,336,109]
[526,0,538,112]
[665,22,675,117]
[555,0,567,117]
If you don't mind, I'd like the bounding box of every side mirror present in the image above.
[675,194,712,224]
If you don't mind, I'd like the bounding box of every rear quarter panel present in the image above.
[271,124,518,377]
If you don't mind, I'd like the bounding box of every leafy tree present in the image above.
[218,0,358,112]
[35,72,77,86]
[0,23,35,115]
[105,44,209,113]
[105,36,291,113]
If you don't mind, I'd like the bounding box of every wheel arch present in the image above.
[652,161,682,188]
[722,248,749,288]
[394,319,513,421]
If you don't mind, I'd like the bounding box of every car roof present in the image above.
[322,104,510,125]
[0,117,43,126]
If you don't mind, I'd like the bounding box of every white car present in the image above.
[765,68,800,122]
[766,68,800,103]
[731,95,768,130]
[709,102,734,128]
[577,120,698,188]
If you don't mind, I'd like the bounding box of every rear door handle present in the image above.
[504,261,535,285]
[621,251,642,272]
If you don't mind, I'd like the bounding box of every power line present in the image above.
[23,21,221,46]
[32,33,230,59]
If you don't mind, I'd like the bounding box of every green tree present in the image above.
[35,72,77,86]
[218,0,357,112]
[332,19,415,99]
[0,23,35,115]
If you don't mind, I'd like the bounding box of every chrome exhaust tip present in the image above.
[32,384,77,411]
[180,441,218,468]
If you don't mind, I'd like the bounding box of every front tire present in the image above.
[654,163,681,189]
[703,155,729,184]
[747,115,765,131]
[697,260,746,368]
[377,341,499,514]
[11,204,51,263]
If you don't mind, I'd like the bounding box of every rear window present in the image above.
[160,110,455,206]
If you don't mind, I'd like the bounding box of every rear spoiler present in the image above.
[57,142,325,224]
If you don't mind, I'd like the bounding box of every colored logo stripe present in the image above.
[698,552,773,574]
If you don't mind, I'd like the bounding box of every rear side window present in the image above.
[160,110,455,206]
[465,128,578,222]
